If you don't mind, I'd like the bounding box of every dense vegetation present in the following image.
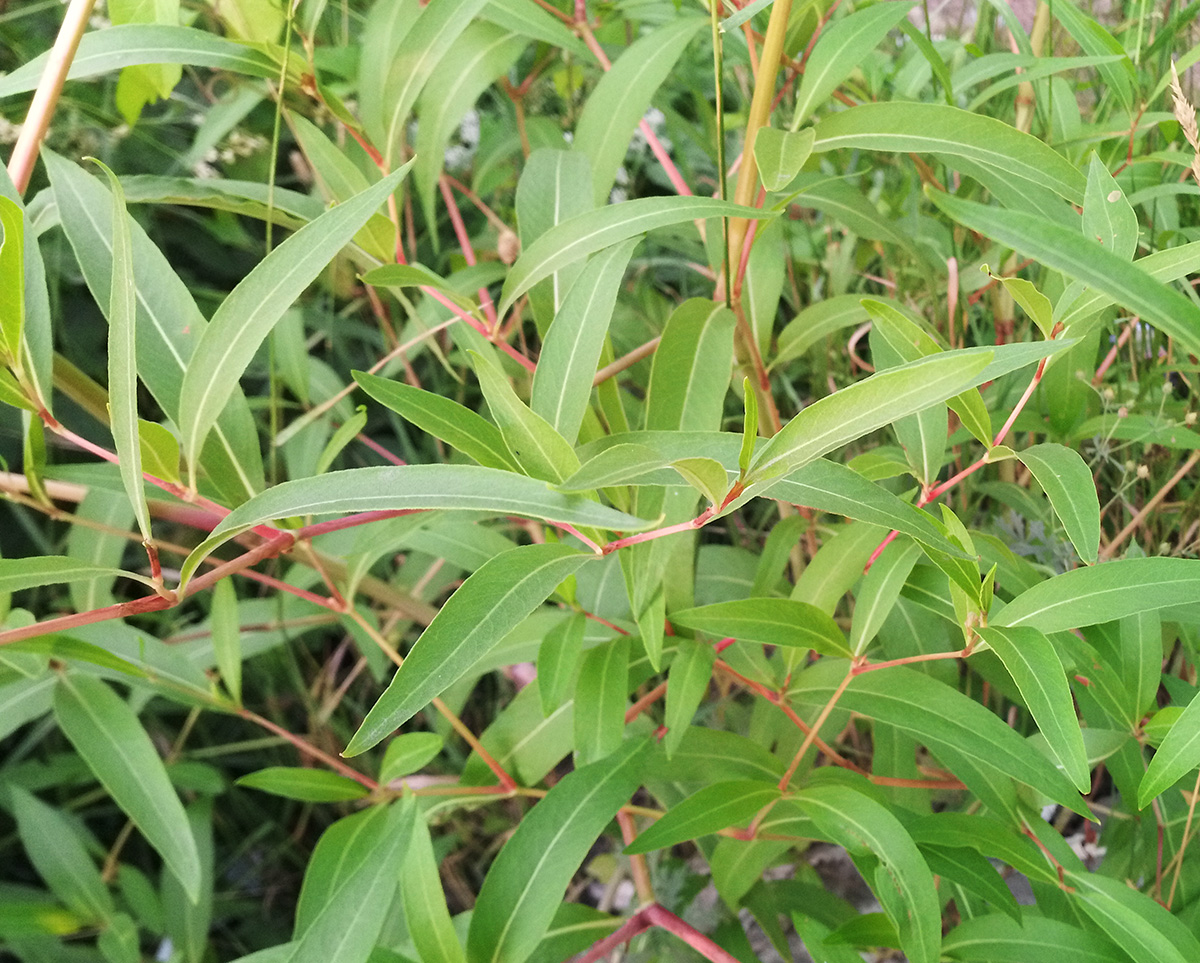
[4,0,1200,961]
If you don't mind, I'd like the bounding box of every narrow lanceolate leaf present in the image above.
[929,189,1200,359]
[499,197,775,316]
[574,635,630,766]
[179,163,412,480]
[995,557,1200,633]
[755,127,815,192]
[470,350,579,483]
[1017,443,1100,564]
[795,783,940,963]
[0,25,283,98]
[0,556,151,594]
[287,802,414,963]
[401,812,467,963]
[1083,155,1137,260]
[625,780,780,856]
[138,420,181,483]
[573,16,706,205]
[236,768,369,803]
[976,626,1090,791]
[537,613,584,718]
[1056,241,1200,332]
[942,913,1127,963]
[530,237,640,445]
[53,674,202,902]
[671,599,850,658]
[210,577,242,704]
[850,538,922,657]
[346,544,597,756]
[810,103,1085,205]
[664,637,715,758]
[354,371,520,471]
[1138,689,1200,808]
[93,162,152,544]
[1066,869,1200,963]
[0,196,25,364]
[790,1,916,129]
[179,465,652,587]
[466,738,649,963]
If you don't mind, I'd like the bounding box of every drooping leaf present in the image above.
[1016,443,1100,564]
[0,556,151,595]
[53,674,202,902]
[465,738,649,963]
[1138,689,1200,808]
[346,544,597,756]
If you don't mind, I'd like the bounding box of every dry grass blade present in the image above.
[1169,60,1200,183]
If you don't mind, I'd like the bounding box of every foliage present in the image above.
[3,1,1200,962]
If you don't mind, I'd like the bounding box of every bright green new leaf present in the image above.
[1138,689,1200,808]
[499,197,775,316]
[671,457,730,506]
[930,189,1200,359]
[976,626,1090,791]
[138,420,181,484]
[537,614,584,718]
[995,557,1200,632]
[179,162,412,482]
[1017,443,1100,564]
[236,767,369,803]
[380,732,444,784]
[625,780,781,855]
[92,161,152,545]
[347,544,597,756]
[574,635,630,766]
[738,377,759,476]
[354,371,520,472]
[1083,155,1137,260]
[850,539,922,656]
[573,16,706,206]
[795,783,940,963]
[54,674,202,902]
[671,598,850,657]
[314,405,368,476]
[401,812,467,963]
[663,637,715,758]
[755,127,815,192]
[987,269,1054,339]
[465,738,649,963]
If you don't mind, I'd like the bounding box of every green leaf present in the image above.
[53,674,201,902]
[929,189,1200,359]
[236,767,369,802]
[671,598,850,657]
[210,576,242,705]
[1138,689,1200,808]
[1051,0,1136,113]
[907,812,1057,883]
[379,732,444,784]
[0,25,283,98]
[465,738,649,963]
[179,162,413,480]
[811,103,1085,206]
[995,557,1200,632]
[554,443,667,492]
[1083,155,1138,261]
[795,783,939,963]
[663,637,715,758]
[942,913,1127,963]
[573,16,706,206]
[0,556,151,595]
[470,350,579,484]
[401,812,467,963]
[138,420,181,484]
[646,299,737,432]
[790,1,916,128]
[92,161,153,544]
[754,127,816,192]
[989,271,1054,339]
[0,195,24,365]
[359,262,462,296]
[850,538,922,656]
[671,457,730,506]
[1066,868,1200,963]
[314,405,368,476]
[289,801,414,963]
[573,635,630,766]
[529,237,640,445]
[354,371,520,472]
[738,377,759,475]
[499,197,775,316]
[12,786,114,923]
[625,780,781,855]
[180,465,651,587]
[537,613,584,718]
[1016,443,1100,564]
[1056,241,1200,333]
[976,626,1090,791]
[920,845,1021,921]
[481,0,587,55]
[346,544,597,756]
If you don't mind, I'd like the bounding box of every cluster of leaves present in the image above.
[3,0,1200,962]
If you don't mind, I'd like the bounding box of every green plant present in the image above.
[3,1,1200,962]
